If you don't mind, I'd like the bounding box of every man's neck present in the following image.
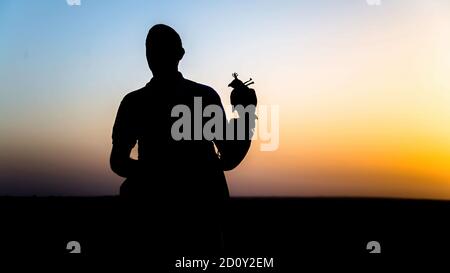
[152,70,182,81]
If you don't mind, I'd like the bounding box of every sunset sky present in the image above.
[1,0,449,199]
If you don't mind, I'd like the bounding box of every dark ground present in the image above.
[0,197,448,270]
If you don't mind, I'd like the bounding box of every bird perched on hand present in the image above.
[228,72,257,110]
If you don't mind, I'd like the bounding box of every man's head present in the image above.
[146,24,185,77]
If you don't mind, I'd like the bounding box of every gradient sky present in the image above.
[1,0,449,199]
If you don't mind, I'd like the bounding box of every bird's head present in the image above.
[228,72,254,89]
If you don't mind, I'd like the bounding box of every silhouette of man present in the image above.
[110,24,256,254]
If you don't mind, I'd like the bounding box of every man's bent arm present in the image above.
[110,144,140,178]
[214,102,255,171]
[110,95,140,178]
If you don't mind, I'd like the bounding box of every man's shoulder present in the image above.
[121,87,146,105]
[120,78,222,104]
[183,78,221,101]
